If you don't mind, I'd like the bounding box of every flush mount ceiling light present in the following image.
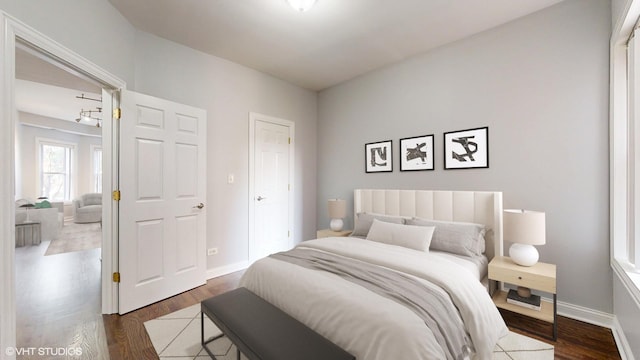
[286,0,317,12]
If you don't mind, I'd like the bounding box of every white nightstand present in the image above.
[316,229,352,238]
[488,256,557,340]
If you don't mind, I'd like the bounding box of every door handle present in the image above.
[257,196,266,201]
[193,203,204,209]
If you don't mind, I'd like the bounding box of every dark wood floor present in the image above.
[499,309,622,359]
[104,270,243,359]
[105,270,622,360]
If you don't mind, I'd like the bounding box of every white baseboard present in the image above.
[206,261,249,280]
[611,316,635,360]
[557,300,615,328]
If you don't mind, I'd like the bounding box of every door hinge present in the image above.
[288,137,291,144]
[288,230,290,238]
[113,272,121,283]
[112,190,121,201]
[288,184,291,191]
[113,108,121,120]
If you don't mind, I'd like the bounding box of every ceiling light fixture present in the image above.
[75,108,102,128]
[286,0,317,12]
[76,93,103,128]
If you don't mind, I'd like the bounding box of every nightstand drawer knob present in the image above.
[518,276,522,280]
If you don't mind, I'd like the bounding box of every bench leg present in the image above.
[201,312,225,360]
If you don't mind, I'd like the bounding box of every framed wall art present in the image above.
[400,134,434,171]
[365,140,393,173]
[443,127,489,169]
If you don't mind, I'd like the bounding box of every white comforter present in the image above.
[239,237,508,360]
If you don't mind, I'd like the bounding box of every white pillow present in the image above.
[366,219,435,252]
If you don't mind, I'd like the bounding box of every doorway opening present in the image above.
[1,14,125,354]
[13,43,108,354]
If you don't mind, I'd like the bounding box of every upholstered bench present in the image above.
[201,287,355,360]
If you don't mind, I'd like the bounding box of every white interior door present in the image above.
[250,114,293,262]
[118,90,207,314]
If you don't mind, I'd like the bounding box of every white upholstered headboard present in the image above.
[354,189,504,261]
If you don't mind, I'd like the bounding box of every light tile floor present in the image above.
[145,304,554,360]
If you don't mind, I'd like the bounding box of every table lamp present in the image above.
[328,199,346,231]
[504,209,546,298]
[504,209,546,267]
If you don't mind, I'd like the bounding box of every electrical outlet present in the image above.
[207,248,218,256]
[227,174,235,184]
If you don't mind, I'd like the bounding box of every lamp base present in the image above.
[509,243,539,267]
[330,218,344,231]
[516,286,532,298]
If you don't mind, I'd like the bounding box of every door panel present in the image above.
[137,139,164,199]
[136,219,164,284]
[119,90,207,314]
[176,215,198,273]
[176,143,198,197]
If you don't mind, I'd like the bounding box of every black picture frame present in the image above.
[400,134,434,171]
[365,140,393,173]
[443,127,489,170]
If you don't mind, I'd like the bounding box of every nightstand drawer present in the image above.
[488,257,556,294]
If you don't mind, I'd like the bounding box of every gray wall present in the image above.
[133,31,317,270]
[317,0,612,312]
[611,0,629,31]
[0,0,136,87]
[1,1,318,273]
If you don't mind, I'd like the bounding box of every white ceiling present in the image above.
[15,79,103,126]
[108,0,565,91]
[15,46,103,128]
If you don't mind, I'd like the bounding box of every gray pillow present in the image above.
[351,212,405,237]
[406,218,486,257]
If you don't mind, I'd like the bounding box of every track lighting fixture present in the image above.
[76,93,103,128]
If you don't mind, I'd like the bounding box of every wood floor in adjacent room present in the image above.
[105,270,622,360]
[15,239,108,359]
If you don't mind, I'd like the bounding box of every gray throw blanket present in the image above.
[270,248,473,360]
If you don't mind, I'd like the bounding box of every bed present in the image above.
[239,189,509,360]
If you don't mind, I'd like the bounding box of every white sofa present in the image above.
[73,193,102,224]
[15,202,63,241]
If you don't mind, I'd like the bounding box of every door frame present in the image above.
[0,11,125,354]
[248,112,295,263]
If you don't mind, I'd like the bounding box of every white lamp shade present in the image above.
[504,209,546,245]
[328,199,346,219]
[286,0,318,12]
